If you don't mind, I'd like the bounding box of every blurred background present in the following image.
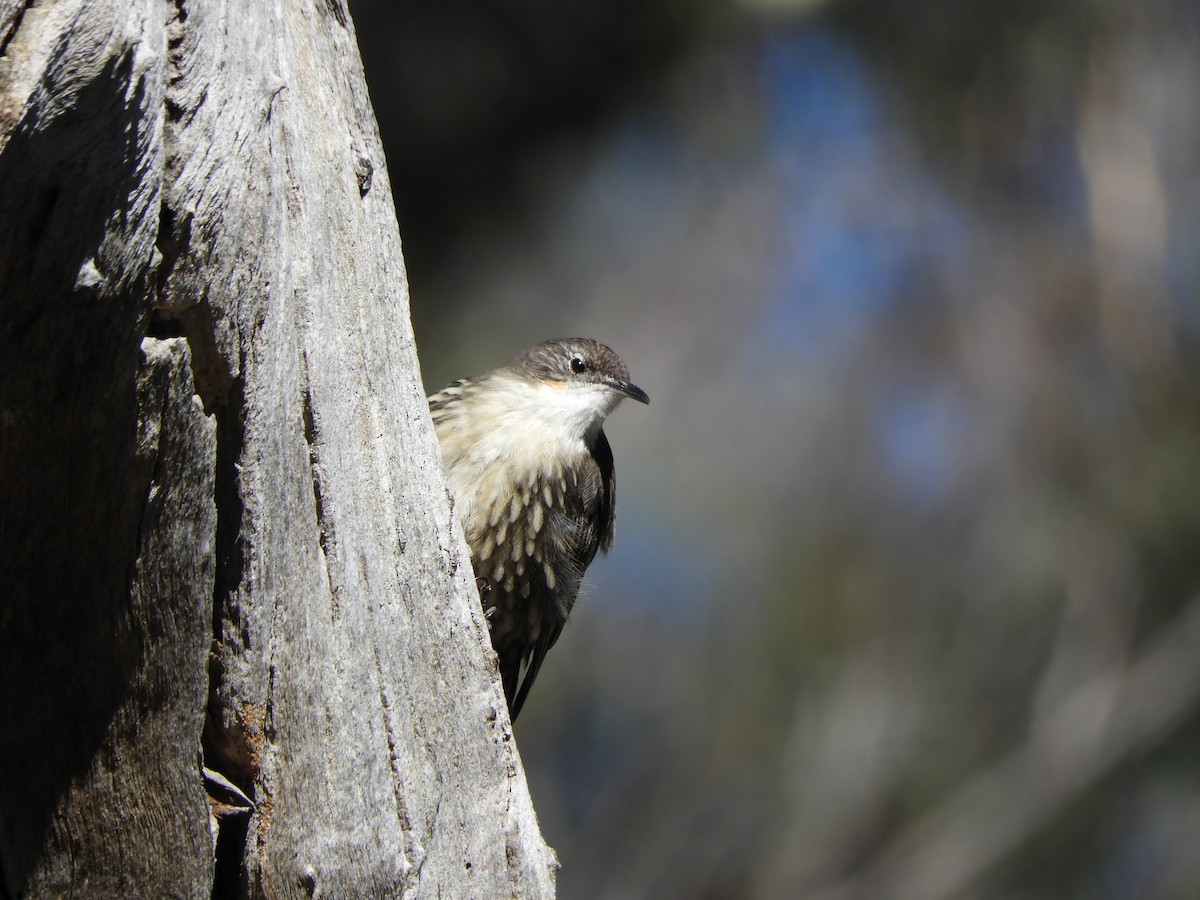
[349,1,1200,897]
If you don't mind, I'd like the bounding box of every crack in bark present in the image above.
[152,19,255,891]
[0,0,30,58]
[204,375,251,900]
[299,367,338,622]
[373,650,423,891]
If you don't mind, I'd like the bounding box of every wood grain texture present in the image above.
[0,1,555,896]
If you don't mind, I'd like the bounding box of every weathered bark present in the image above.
[0,2,555,897]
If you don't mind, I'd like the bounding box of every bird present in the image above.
[428,338,649,721]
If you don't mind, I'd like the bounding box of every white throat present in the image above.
[488,375,621,447]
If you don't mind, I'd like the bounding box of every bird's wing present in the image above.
[578,428,617,559]
[508,434,617,721]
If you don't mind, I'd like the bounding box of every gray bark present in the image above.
[0,1,556,897]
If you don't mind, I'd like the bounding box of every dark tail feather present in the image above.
[499,649,522,718]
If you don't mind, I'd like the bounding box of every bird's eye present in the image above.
[570,356,587,374]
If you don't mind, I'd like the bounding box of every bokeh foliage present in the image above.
[351,0,1200,896]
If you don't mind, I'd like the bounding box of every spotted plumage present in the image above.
[429,338,649,720]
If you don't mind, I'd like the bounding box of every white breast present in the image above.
[434,375,613,534]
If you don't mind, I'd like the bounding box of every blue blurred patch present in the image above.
[872,383,971,504]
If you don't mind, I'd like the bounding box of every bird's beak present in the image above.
[616,380,650,405]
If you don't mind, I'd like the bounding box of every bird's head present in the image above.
[498,338,649,441]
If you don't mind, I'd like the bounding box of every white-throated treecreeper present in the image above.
[429,339,649,721]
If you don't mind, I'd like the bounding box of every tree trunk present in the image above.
[0,2,556,897]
